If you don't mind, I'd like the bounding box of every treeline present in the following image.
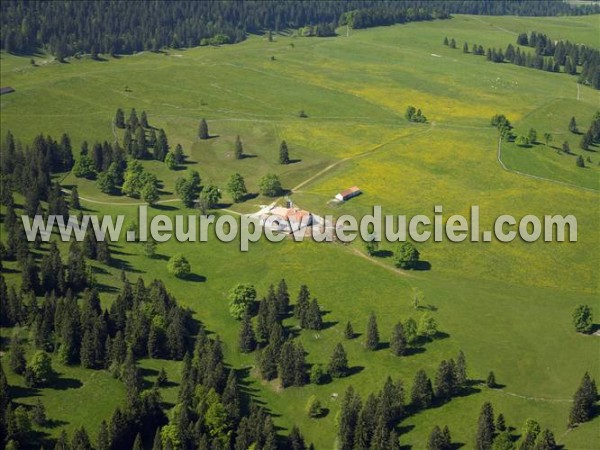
[2,1,597,58]
[444,30,600,89]
[0,131,74,216]
[336,350,469,449]
[0,278,314,449]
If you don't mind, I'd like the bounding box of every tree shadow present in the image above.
[405,346,426,356]
[312,407,329,419]
[94,282,120,294]
[414,260,432,271]
[151,204,178,211]
[321,321,339,330]
[182,159,198,165]
[287,159,302,164]
[152,253,170,261]
[243,193,259,202]
[184,273,206,283]
[111,256,145,274]
[241,154,258,159]
[10,385,40,399]
[45,418,70,429]
[140,367,159,377]
[347,366,364,377]
[51,376,83,390]
[372,249,393,258]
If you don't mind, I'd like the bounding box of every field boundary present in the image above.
[496,137,599,193]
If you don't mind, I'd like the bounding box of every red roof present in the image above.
[339,186,361,198]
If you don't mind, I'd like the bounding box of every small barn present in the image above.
[335,186,361,202]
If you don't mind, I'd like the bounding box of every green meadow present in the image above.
[1,14,599,449]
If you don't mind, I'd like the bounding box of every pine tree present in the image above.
[234,135,243,159]
[428,425,451,450]
[456,350,467,388]
[535,429,557,450]
[287,425,306,449]
[328,343,348,378]
[140,111,149,128]
[276,278,290,316]
[222,370,241,423]
[199,119,209,139]
[435,360,457,401]
[115,108,125,128]
[338,386,361,450]
[9,334,26,374]
[293,342,306,386]
[568,372,597,426]
[279,140,290,164]
[258,345,278,380]
[238,312,257,353]
[306,299,323,330]
[71,426,92,450]
[496,413,506,432]
[365,312,379,351]
[295,285,310,326]
[390,322,407,356]
[279,341,297,388]
[122,348,141,408]
[569,116,578,133]
[71,186,81,209]
[344,321,354,339]
[475,402,495,450]
[411,369,434,410]
[487,371,497,388]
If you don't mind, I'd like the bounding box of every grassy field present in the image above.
[1,14,599,449]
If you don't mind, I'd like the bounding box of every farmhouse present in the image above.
[260,206,313,233]
[335,186,361,202]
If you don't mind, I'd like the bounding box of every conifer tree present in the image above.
[390,322,407,356]
[486,371,497,388]
[9,334,26,374]
[428,425,451,450]
[276,278,290,316]
[475,402,495,450]
[222,369,241,423]
[344,321,354,339]
[295,285,310,326]
[411,369,434,410]
[115,108,125,128]
[199,119,209,139]
[456,350,467,388]
[238,312,257,353]
[328,343,349,378]
[568,372,597,426]
[338,386,361,450]
[71,186,81,209]
[434,360,457,401]
[496,413,506,432]
[279,140,290,164]
[306,299,323,330]
[365,312,379,350]
[234,135,243,160]
[569,116,578,133]
[258,345,278,381]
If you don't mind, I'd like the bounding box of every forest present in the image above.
[1,0,599,58]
